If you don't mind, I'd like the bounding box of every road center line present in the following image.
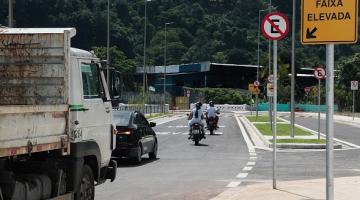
[243,166,253,171]
[236,173,248,178]
[226,181,241,188]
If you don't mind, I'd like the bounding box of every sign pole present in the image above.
[272,40,277,190]
[318,78,321,140]
[326,44,334,200]
[353,90,355,120]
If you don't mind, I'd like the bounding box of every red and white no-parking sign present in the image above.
[314,67,326,80]
[261,12,289,40]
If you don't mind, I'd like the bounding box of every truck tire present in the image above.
[74,165,94,200]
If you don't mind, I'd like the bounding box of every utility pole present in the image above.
[290,0,296,138]
[106,0,110,89]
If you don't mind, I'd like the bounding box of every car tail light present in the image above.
[118,128,133,135]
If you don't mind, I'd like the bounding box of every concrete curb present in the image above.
[241,115,345,150]
[269,143,342,149]
[240,116,270,148]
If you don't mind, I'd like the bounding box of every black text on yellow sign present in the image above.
[301,0,358,44]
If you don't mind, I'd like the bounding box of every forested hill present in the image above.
[0,0,290,70]
[0,1,360,101]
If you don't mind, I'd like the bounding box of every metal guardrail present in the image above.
[189,103,250,112]
[114,104,169,114]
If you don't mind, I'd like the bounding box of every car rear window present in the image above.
[113,111,132,126]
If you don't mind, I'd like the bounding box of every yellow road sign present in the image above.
[248,84,260,95]
[301,0,358,44]
[267,83,274,97]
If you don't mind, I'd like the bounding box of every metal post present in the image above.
[268,0,273,129]
[106,0,110,89]
[257,10,264,119]
[164,23,167,111]
[353,90,355,120]
[318,78,321,140]
[143,0,148,96]
[326,44,334,200]
[272,40,277,190]
[290,0,296,138]
[8,0,13,27]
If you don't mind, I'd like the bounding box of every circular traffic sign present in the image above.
[261,12,290,40]
[314,67,326,80]
[268,75,274,83]
[254,80,260,87]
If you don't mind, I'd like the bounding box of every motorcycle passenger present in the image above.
[188,102,205,139]
[205,101,220,129]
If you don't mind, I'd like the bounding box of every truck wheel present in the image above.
[74,165,94,200]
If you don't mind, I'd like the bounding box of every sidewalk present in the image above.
[211,176,360,200]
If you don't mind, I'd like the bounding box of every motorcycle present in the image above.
[190,123,205,145]
[206,117,217,135]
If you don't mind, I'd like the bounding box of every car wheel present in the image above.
[74,165,94,200]
[149,141,158,159]
[132,144,142,164]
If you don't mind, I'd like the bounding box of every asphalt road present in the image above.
[95,113,251,200]
[95,113,360,199]
[245,115,360,186]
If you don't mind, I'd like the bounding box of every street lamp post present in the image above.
[8,0,13,27]
[143,0,151,97]
[257,9,265,119]
[106,0,110,89]
[163,22,173,112]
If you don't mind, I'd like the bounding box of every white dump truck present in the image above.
[0,28,117,200]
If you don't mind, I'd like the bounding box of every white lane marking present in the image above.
[156,132,224,135]
[236,173,248,178]
[250,152,257,156]
[250,156,257,160]
[234,114,255,152]
[247,162,256,166]
[280,117,360,149]
[219,125,226,128]
[206,132,223,135]
[156,132,171,135]
[154,116,187,125]
[242,166,253,171]
[226,181,241,188]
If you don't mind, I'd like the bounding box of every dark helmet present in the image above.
[195,102,202,108]
[209,101,214,106]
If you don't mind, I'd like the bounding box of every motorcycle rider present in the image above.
[205,101,220,129]
[188,102,205,139]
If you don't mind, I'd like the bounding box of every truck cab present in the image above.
[0,28,116,200]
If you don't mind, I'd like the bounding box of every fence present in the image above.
[257,103,339,112]
[189,103,250,112]
[115,104,169,114]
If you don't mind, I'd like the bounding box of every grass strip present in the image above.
[254,123,312,136]
[270,139,326,144]
[246,115,283,122]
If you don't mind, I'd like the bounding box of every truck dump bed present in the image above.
[0,28,76,157]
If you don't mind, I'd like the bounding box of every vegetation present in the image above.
[246,115,284,122]
[271,139,326,144]
[254,124,312,136]
[0,0,358,110]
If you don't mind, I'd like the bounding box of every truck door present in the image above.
[79,62,112,166]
